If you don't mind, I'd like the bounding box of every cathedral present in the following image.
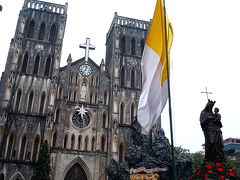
[0,0,150,179]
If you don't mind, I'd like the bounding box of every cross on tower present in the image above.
[201,87,212,101]
[79,37,96,63]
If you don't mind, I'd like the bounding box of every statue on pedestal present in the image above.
[200,100,226,163]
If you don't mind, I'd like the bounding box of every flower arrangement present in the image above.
[190,162,240,180]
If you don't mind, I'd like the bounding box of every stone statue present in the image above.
[80,82,87,101]
[200,100,226,163]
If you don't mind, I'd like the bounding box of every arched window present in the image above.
[90,92,93,104]
[33,55,40,75]
[55,108,60,123]
[39,93,45,115]
[84,136,88,151]
[27,91,34,114]
[121,36,126,54]
[102,112,107,128]
[27,20,35,38]
[19,135,27,160]
[6,133,15,160]
[131,68,135,88]
[91,137,95,151]
[64,134,68,149]
[73,90,76,102]
[70,74,73,84]
[131,38,136,55]
[58,86,63,99]
[71,134,75,149]
[38,22,45,40]
[49,24,57,42]
[21,53,28,73]
[120,67,125,86]
[104,90,108,105]
[32,135,40,161]
[52,131,57,148]
[44,57,51,76]
[101,135,106,152]
[95,92,98,104]
[119,143,125,163]
[68,90,71,101]
[131,103,136,122]
[96,76,99,87]
[120,102,125,124]
[78,135,82,150]
[15,89,22,112]
[75,74,79,84]
[141,39,145,56]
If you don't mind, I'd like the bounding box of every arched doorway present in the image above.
[64,163,87,180]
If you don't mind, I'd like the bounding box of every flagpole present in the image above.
[162,0,177,179]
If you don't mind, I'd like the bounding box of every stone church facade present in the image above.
[0,0,149,179]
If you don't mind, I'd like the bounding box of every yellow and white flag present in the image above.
[137,0,173,134]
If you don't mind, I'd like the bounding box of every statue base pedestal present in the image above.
[130,173,159,180]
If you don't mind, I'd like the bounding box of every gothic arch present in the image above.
[32,135,40,161]
[103,90,108,105]
[5,132,15,160]
[18,134,27,160]
[9,172,25,180]
[131,67,136,88]
[52,130,58,148]
[119,102,125,124]
[71,134,75,149]
[38,22,46,40]
[21,52,29,73]
[39,92,46,115]
[100,135,106,152]
[49,23,57,42]
[27,91,34,114]
[120,66,125,86]
[131,103,136,122]
[14,89,22,112]
[60,157,92,180]
[131,37,136,55]
[27,19,35,38]
[78,135,82,150]
[102,112,107,128]
[91,136,95,151]
[44,56,52,76]
[121,36,126,54]
[57,85,63,99]
[33,55,40,75]
[54,107,60,123]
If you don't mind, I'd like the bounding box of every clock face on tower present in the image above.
[79,64,92,76]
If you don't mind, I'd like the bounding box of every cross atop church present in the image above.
[201,87,212,101]
[79,37,96,63]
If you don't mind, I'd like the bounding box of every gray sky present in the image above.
[1,0,240,153]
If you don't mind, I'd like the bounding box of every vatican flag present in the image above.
[137,0,173,134]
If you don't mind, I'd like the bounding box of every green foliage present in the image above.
[227,157,240,168]
[175,146,191,157]
[32,140,51,180]
[192,151,204,168]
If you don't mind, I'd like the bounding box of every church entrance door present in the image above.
[64,163,88,180]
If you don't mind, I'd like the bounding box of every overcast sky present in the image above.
[1,0,240,153]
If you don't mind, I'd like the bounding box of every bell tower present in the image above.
[0,0,68,111]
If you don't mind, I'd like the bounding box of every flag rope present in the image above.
[162,0,177,179]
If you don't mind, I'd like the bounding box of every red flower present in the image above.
[219,176,225,180]
[203,173,209,179]
[217,168,224,172]
[216,162,222,167]
[195,168,200,175]
[205,163,213,170]
[229,172,235,176]
[208,170,213,174]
